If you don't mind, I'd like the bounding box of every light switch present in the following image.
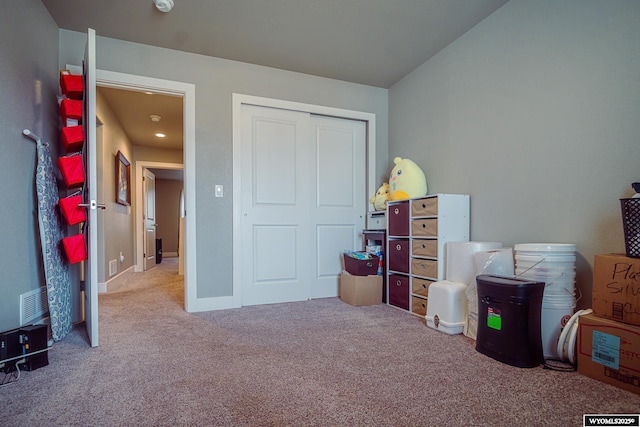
[215,185,223,197]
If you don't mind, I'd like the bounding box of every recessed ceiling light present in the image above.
[155,133,166,138]
[149,114,161,122]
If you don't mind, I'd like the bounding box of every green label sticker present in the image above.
[487,307,501,330]
[592,330,620,370]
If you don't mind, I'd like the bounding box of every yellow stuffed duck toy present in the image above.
[389,157,428,201]
[370,183,390,211]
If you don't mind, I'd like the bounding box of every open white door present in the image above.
[143,168,157,270]
[83,28,100,347]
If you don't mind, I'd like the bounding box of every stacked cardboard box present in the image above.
[339,252,382,306]
[577,254,640,395]
[339,273,382,306]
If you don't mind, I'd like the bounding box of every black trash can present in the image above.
[156,238,162,264]
[475,275,545,368]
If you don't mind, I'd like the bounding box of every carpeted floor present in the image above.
[1,258,638,426]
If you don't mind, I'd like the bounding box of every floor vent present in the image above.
[20,287,48,325]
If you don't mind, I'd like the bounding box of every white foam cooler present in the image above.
[425,280,468,335]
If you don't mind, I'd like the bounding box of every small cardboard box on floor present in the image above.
[339,272,382,306]
[577,313,640,395]
[592,253,640,327]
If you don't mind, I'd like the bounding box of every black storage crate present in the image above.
[620,198,640,258]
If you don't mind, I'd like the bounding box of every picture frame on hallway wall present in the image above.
[116,151,131,206]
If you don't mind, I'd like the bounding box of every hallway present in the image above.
[102,257,183,308]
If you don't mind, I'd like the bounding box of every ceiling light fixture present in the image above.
[155,133,166,138]
[149,114,162,122]
[153,0,174,13]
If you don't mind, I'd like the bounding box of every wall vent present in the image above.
[20,286,48,325]
[109,259,118,277]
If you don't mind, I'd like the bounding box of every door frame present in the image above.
[136,162,182,272]
[231,94,377,308]
[134,160,186,272]
[96,70,198,312]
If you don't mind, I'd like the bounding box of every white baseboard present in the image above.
[98,265,135,293]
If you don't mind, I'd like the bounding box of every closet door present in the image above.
[240,105,366,305]
[240,105,312,306]
[310,115,366,298]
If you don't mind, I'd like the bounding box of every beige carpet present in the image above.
[1,257,638,426]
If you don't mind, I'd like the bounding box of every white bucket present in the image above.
[514,243,576,255]
[544,288,576,300]
[541,295,576,358]
[515,255,576,271]
[515,253,576,262]
[515,242,577,304]
[515,270,575,286]
[515,243,578,358]
[515,267,576,280]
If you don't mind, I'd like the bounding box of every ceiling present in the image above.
[98,86,183,150]
[43,0,508,178]
[42,0,509,89]
[98,86,184,180]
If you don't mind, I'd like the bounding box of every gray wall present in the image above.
[58,30,389,300]
[389,0,640,308]
[133,146,183,165]
[96,90,134,281]
[0,1,62,330]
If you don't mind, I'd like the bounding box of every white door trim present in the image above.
[95,69,198,313]
[232,93,377,309]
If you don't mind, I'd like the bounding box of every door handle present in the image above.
[79,200,106,210]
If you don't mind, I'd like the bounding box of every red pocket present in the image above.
[62,234,87,264]
[60,72,84,100]
[58,153,85,188]
[58,194,86,225]
[60,99,83,126]
[61,126,84,153]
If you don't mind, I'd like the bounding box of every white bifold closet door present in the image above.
[240,104,366,306]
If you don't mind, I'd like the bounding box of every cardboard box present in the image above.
[592,254,640,326]
[339,272,382,306]
[577,313,640,395]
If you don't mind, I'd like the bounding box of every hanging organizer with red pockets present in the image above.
[58,70,88,264]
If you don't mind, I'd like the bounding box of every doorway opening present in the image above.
[139,163,185,273]
[94,69,197,312]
